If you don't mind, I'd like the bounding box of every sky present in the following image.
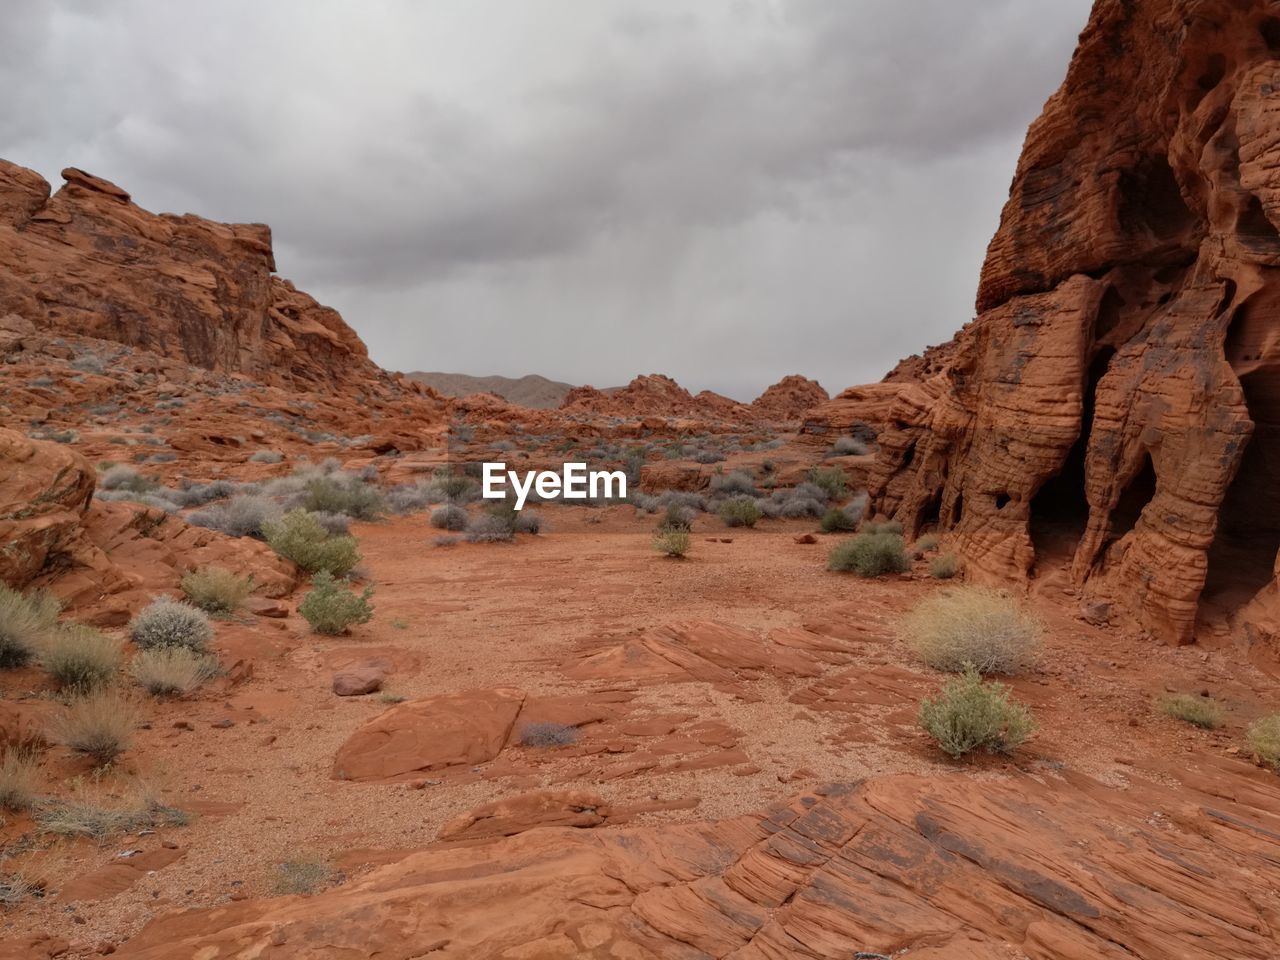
[3,0,1095,401]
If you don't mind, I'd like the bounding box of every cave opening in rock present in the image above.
[1202,368,1280,610]
[1110,452,1157,542]
[1118,156,1196,239]
[1030,348,1115,569]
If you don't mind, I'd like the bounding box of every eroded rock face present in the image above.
[750,374,828,421]
[871,0,1280,644]
[0,428,94,586]
[114,761,1280,959]
[0,160,381,393]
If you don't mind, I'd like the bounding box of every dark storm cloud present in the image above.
[4,1,1094,399]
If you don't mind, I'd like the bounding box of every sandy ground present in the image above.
[2,503,1277,951]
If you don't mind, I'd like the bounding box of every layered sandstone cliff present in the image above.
[869,0,1280,647]
[0,161,383,393]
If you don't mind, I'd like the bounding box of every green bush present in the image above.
[828,533,910,577]
[0,586,60,669]
[718,495,762,528]
[264,511,361,575]
[919,667,1034,758]
[913,533,940,557]
[301,476,385,520]
[654,528,690,558]
[1159,693,1222,729]
[431,504,468,530]
[862,519,904,535]
[130,598,213,653]
[41,625,122,693]
[298,572,374,635]
[181,566,253,616]
[1247,715,1280,770]
[930,553,960,579]
[819,506,858,533]
[806,466,848,500]
[900,587,1041,674]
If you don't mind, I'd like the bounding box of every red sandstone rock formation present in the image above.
[749,374,828,421]
[561,374,753,421]
[869,0,1280,647]
[0,161,383,394]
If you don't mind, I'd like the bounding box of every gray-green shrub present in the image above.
[828,533,910,577]
[919,667,1034,758]
[263,511,361,575]
[298,572,374,635]
[129,598,213,653]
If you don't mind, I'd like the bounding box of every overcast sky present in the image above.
[4,0,1094,400]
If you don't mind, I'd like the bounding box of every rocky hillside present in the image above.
[0,161,387,394]
[867,0,1280,649]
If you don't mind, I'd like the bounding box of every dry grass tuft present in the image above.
[1246,715,1280,771]
[131,647,220,697]
[1159,693,1222,730]
[41,625,122,693]
[900,586,1041,674]
[180,566,254,616]
[48,692,140,766]
[0,586,60,669]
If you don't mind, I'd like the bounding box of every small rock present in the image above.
[212,718,235,729]
[333,664,385,697]
[793,533,818,544]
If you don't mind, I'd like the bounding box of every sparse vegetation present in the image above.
[41,626,122,693]
[1246,715,1280,771]
[0,585,60,669]
[99,465,156,494]
[830,436,868,456]
[300,475,385,520]
[188,494,281,539]
[900,587,1041,674]
[131,647,220,697]
[862,519,904,536]
[264,511,361,575]
[806,466,848,500]
[654,528,691,558]
[718,495,763,528]
[36,793,188,839]
[431,504,469,531]
[819,506,858,533]
[298,571,374,635]
[913,534,940,556]
[919,666,1034,758]
[130,598,213,653]
[1159,694,1222,729]
[520,721,578,748]
[464,514,514,543]
[49,692,139,766]
[930,552,960,579]
[828,532,910,577]
[249,450,284,464]
[181,566,253,616]
[274,857,337,895]
[0,749,39,812]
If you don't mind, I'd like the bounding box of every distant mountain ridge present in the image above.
[404,371,618,409]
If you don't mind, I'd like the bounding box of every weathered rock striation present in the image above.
[869,0,1280,647]
[0,160,383,394]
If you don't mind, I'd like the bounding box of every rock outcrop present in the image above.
[750,374,828,421]
[0,161,383,393]
[561,374,752,422]
[869,0,1280,646]
[0,429,95,586]
[113,759,1280,959]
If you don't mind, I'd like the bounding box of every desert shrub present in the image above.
[520,721,578,748]
[49,692,139,766]
[464,514,514,543]
[274,857,337,895]
[693,449,725,464]
[828,533,910,577]
[515,510,542,534]
[99,465,156,494]
[36,793,187,839]
[0,586,60,669]
[432,535,461,547]
[718,495,762,528]
[1160,693,1222,729]
[862,518,905,536]
[263,511,361,575]
[173,479,239,508]
[830,436,869,457]
[385,483,433,514]
[654,528,691,558]
[779,496,825,519]
[1246,715,1280,771]
[429,471,478,503]
[710,470,757,497]
[148,452,177,464]
[900,587,1041,674]
[41,626,121,693]
[249,450,284,464]
[0,749,39,812]
[820,506,858,533]
[430,504,469,531]
[930,553,960,579]
[306,510,351,536]
[806,466,848,500]
[181,566,253,616]
[188,494,281,538]
[71,353,106,375]
[301,476,384,520]
[658,503,695,531]
[129,598,213,653]
[919,666,1034,758]
[298,571,374,635]
[131,647,220,697]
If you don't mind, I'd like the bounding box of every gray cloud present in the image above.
[5,0,1094,399]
